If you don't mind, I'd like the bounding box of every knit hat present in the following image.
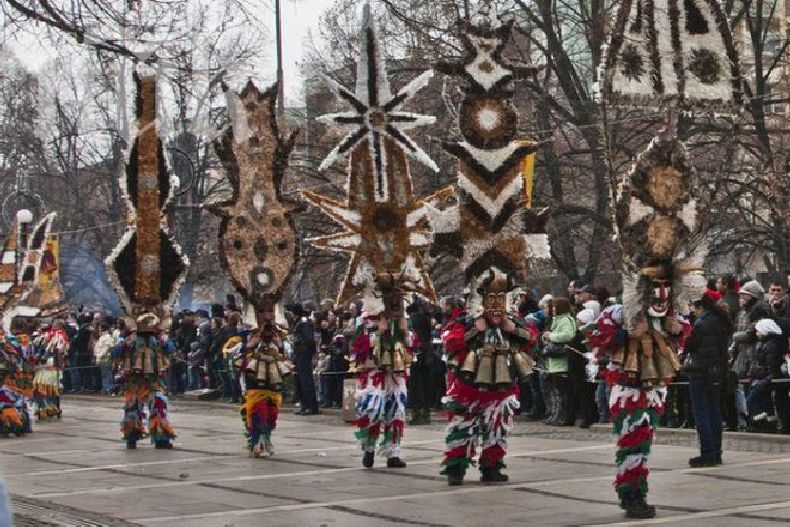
[755,318,782,337]
[738,280,765,299]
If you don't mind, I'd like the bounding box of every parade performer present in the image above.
[0,332,30,436]
[299,5,446,469]
[236,308,291,458]
[16,332,36,399]
[349,274,414,469]
[441,271,535,485]
[32,321,67,421]
[597,0,743,517]
[209,64,301,458]
[115,313,175,449]
[430,3,548,487]
[105,71,188,451]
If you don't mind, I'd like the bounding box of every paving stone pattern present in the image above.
[1,396,790,526]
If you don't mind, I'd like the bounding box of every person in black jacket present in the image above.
[747,318,789,431]
[684,293,732,467]
[406,299,435,425]
[290,303,319,415]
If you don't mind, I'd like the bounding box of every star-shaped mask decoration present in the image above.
[318,4,438,203]
[435,4,542,92]
[302,4,445,306]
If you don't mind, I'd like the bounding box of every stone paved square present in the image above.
[2,396,790,526]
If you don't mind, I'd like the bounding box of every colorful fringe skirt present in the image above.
[241,388,282,453]
[352,370,407,458]
[32,367,61,421]
[608,384,667,502]
[441,377,520,476]
[121,374,176,445]
[0,387,29,436]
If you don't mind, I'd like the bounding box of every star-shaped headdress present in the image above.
[302,3,446,308]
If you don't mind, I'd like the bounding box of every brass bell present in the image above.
[403,349,413,367]
[392,349,406,372]
[142,349,155,375]
[639,335,657,385]
[655,351,673,383]
[379,349,393,369]
[475,347,495,387]
[253,359,267,381]
[654,333,681,373]
[513,351,534,377]
[494,350,512,389]
[624,339,639,379]
[460,349,478,375]
[268,361,283,386]
[640,351,658,388]
[132,350,143,372]
[610,345,625,366]
[277,360,292,377]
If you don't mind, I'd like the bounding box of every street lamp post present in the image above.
[275,0,285,117]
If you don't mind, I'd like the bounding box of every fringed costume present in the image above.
[115,314,175,449]
[16,334,36,399]
[0,385,28,437]
[597,0,743,517]
[236,323,291,457]
[299,5,444,470]
[351,318,411,466]
[0,336,30,436]
[441,272,535,485]
[32,327,67,421]
[104,71,188,452]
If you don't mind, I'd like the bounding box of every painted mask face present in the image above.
[481,275,509,324]
[648,279,671,318]
[484,292,507,319]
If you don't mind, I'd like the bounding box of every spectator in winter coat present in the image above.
[746,319,789,431]
[93,322,115,395]
[291,303,319,415]
[685,294,732,467]
[729,280,771,429]
[542,298,576,426]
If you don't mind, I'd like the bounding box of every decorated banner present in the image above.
[38,234,59,289]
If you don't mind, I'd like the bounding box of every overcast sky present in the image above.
[8,0,336,107]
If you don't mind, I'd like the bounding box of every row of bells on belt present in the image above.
[123,347,168,375]
[376,347,411,372]
[239,352,292,386]
[609,333,681,388]
[459,344,535,391]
